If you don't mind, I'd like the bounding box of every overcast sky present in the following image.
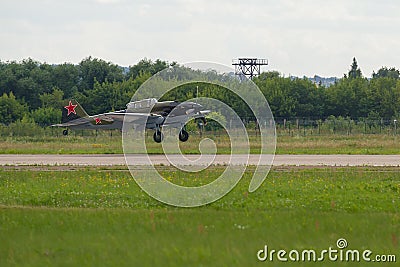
[1,0,400,77]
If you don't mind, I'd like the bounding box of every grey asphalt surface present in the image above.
[0,154,399,166]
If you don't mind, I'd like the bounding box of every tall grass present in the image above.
[0,132,399,154]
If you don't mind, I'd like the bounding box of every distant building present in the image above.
[308,75,337,87]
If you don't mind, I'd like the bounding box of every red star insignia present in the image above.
[95,118,102,124]
[64,101,77,116]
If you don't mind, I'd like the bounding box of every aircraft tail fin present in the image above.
[62,99,90,123]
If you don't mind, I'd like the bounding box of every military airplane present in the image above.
[52,98,209,143]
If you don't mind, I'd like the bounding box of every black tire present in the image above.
[153,131,163,143]
[62,129,69,136]
[179,129,189,142]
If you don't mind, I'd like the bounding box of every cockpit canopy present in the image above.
[126,98,158,109]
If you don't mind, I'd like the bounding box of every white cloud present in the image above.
[0,0,400,76]
[93,0,122,4]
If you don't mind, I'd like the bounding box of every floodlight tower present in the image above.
[232,58,268,79]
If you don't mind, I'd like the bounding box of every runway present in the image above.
[0,154,399,166]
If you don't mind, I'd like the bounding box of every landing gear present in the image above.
[179,129,189,142]
[153,130,163,143]
[152,127,189,143]
[62,129,69,136]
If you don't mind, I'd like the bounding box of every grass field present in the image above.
[1,133,399,154]
[1,166,399,266]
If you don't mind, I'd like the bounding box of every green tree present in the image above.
[255,73,326,118]
[368,78,400,118]
[254,74,297,118]
[128,58,169,79]
[0,92,28,124]
[84,73,151,114]
[0,58,55,110]
[52,63,80,98]
[7,115,44,136]
[327,77,369,118]
[0,61,17,96]
[372,67,400,79]
[39,88,64,109]
[348,57,362,79]
[78,57,125,91]
[31,107,62,126]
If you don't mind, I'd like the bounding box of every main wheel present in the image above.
[62,129,69,136]
[179,129,189,142]
[153,131,163,143]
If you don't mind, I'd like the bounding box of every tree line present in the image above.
[255,58,400,120]
[0,57,399,127]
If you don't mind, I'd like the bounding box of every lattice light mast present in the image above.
[232,58,268,79]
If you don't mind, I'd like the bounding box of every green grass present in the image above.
[1,166,399,211]
[1,133,399,154]
[1,166,399,266]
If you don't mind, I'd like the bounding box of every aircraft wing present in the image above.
[52,117,92,127]
[53,111,164,129]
